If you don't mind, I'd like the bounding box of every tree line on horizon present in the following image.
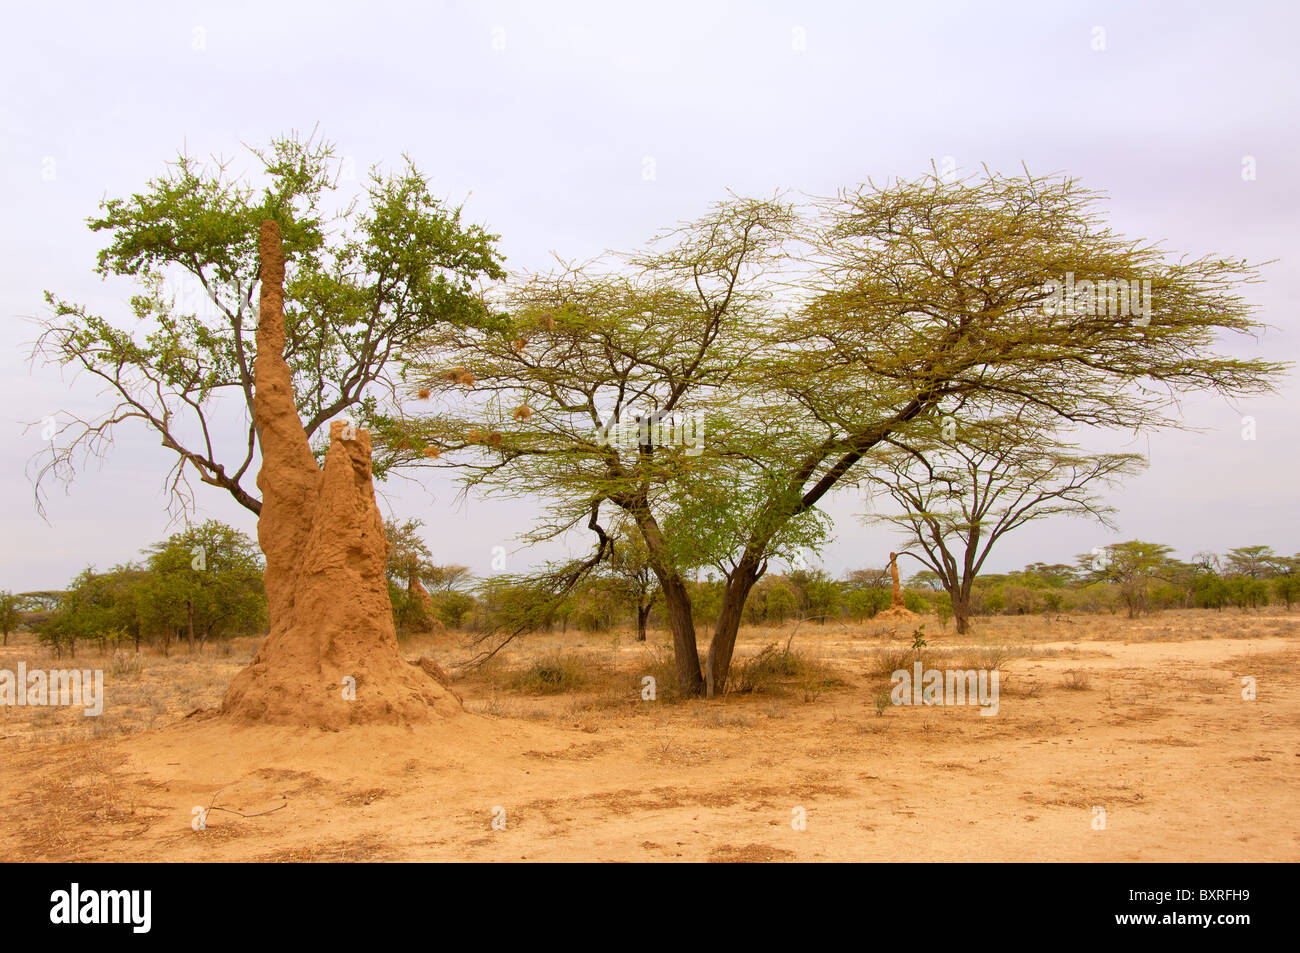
[4,520,1295,658]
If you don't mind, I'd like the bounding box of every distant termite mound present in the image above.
[408,574,448,635]
[220,220,461,728]
[873,551,920,623]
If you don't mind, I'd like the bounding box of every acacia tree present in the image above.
[32,131,504,518]
[863,409,1145,633]
[696,169,1282,693]
[1224,545,1276,579]
[1079,540,1176,617]
[394,196,825,694]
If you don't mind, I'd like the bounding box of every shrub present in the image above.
[845,588,889,620]
[1000,585,1041,615]
[934,594,954,628]
[734,643,839,697]
[1061,669,1091,691]
[430,590,476,628]
[508,653,593,695]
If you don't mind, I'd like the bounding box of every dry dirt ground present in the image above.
[1,609,1296,862]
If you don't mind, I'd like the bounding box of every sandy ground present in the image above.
[1,610,1296,862]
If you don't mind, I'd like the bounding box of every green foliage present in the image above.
[139,520,265,649]
[35,130,506,518]
[387,578,433,638]
[1224,545,1275,579]
[430,590,477,628]
[761,579,800,624]
[1226,576,1270,610]
[934,593,954,628]
[470,576,566,638]
[37,564,149,657]
[910,625,928,656]
[903,590,928,614]
[0,591,21,645]
[1272,573,1300,610]
[571,577,626,633]
[786,569,842,622]
[844,587,890,621]
[999,584,1041,615]
[689,578,726,628]
[1192,572,1230,610]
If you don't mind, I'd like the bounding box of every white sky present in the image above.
[3,0,1297,592]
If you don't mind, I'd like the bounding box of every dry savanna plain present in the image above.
[0,608,1296,863]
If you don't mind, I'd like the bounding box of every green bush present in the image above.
[430,590,477,628]
[844,588,889,620]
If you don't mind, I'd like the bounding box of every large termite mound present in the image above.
[873,551,920,623]
[220,220,461,728]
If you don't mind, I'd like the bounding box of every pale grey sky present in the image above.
[3,0,1297,593]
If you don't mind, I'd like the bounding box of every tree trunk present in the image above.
[951,584,972,636]
[636,602,649,642]
[704,555,764,698]
[629,507,703,696]
[657,571,703,696]
[186,599,196,652]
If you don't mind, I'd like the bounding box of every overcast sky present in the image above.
[3,0,1297,593]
